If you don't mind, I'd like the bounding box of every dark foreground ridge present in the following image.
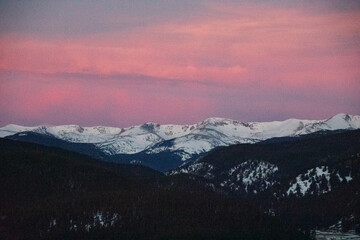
[0,138,311,240]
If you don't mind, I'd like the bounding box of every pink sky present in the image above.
[0,0,359,127]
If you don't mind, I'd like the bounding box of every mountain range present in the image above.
[1,129,360,238]
[1,113,360,238]
[1,113,360,172]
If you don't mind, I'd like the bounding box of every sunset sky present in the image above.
[0,0,359,127]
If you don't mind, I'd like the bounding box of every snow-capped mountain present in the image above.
[0,123,194,155]
[1,113,360,171]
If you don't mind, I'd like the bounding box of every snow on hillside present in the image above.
[286,165,354,197]
[1,113,359,156]
[221,160,279,193]
[170,160,279,194]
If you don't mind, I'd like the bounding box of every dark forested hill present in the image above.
[171,130,360,233]
[197,129,359,178]
[0,138,311,240]
[6,131,108,160]
[173,130,360,192]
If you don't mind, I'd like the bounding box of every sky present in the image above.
[0,0,359,127]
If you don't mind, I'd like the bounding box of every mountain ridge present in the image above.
[1,113,360,172]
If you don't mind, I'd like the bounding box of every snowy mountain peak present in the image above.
[140,122,160,131]
[2,124,36,131]
[0,124,37,138]
[324,113,359,129]
[1,113,359,157]
[198,117,243,127]
[201,117,233,124]
[328,113,350,120]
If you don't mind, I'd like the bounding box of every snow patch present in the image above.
[170,162,215,179]
[221,160,279,193]
[287,166,335,196]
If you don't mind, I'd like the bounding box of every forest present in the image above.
[0,138,313,240]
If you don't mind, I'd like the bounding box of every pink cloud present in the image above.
[0,75,215,126]
[0,1,359,126]
[1,3,359,87]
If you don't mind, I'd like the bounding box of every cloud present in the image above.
[0,1,359,126]
[1,2,359,87]
[0,72,215,126]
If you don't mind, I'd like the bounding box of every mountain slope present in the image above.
[170,129,360,232]
[171,129,360,194]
